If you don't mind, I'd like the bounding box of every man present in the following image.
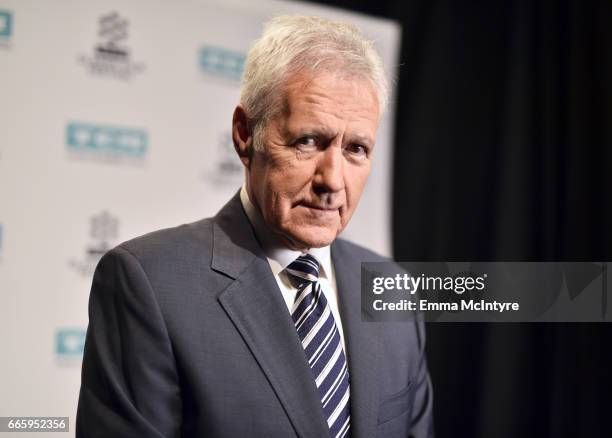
[77,15,433,438]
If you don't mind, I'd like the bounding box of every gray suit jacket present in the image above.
[76,193,434,437]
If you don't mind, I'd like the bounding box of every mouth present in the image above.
[299,203,341,218]
[304,204,338,211]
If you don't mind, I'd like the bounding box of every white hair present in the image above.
[240,15,389,150]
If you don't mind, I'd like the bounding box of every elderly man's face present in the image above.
[235,72,380,250]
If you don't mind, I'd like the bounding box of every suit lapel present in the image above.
[332,240,382,438]
[212,194,329,438]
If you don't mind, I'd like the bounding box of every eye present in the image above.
[344,143,369,157]
[295,135,319,151]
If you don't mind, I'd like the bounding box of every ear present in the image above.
[232,105,253,168]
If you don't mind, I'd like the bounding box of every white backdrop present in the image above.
[0,0,400,435]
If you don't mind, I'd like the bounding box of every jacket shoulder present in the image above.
[114,217,214,263]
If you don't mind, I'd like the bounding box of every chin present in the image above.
[285,227,338,249]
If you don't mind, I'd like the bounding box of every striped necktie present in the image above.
[286,254,351,438]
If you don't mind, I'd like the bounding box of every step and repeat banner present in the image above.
[0,0,399,434]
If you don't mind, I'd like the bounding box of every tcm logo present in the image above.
[66,122,148,160]
[78,11,145,80]
[199,45,245,81]
[0,10,13,45]
[56,329,86,357]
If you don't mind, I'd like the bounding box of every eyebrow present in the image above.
[349,134,375,146]
[291,127,374,147]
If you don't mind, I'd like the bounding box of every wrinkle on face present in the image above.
[246,71,380,250]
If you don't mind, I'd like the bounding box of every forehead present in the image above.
[280,71,380,133]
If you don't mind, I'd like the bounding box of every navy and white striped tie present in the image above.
[286,254,351,438]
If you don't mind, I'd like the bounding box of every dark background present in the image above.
[305,0,611,436]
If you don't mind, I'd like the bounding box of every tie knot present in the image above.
[285,254,320,283]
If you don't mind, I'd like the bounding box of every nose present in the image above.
[313,145,345,195]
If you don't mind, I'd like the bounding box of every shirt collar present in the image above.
[239,184,332,279]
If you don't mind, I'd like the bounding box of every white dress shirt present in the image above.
[239,185,347,353]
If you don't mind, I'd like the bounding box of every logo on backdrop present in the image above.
[78,11,145,80]
[55,328,86,359]
[0,9,13,48]
[202,130,243,186]
[69,211,119,277]
[66,121,148,163]
[199,45,245,83]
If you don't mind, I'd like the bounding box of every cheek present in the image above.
[345,166,371,204]
[267,159,315,197]
[263,167,308,216]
